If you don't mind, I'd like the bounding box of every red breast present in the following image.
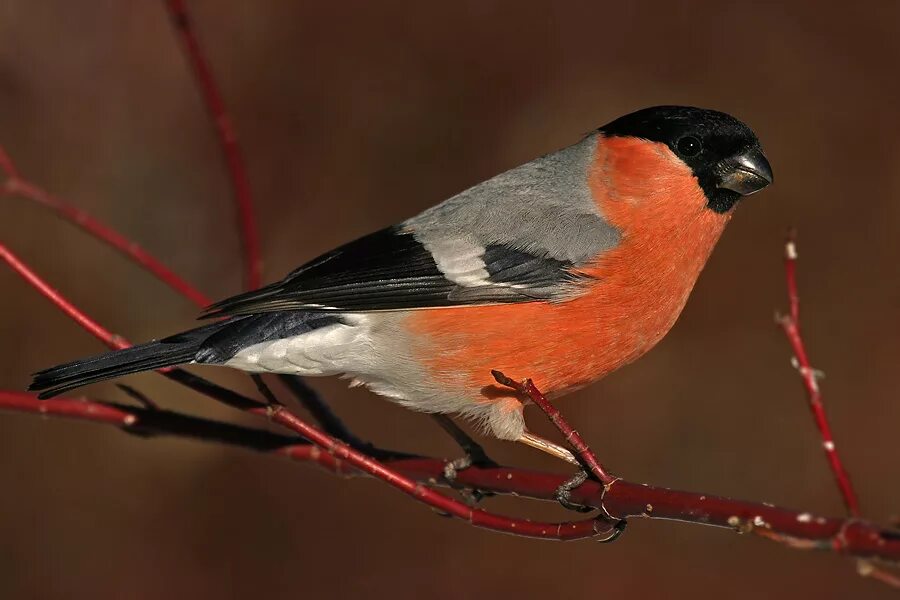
[406,134,731,402]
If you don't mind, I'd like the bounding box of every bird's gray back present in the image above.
[404,133,620,266]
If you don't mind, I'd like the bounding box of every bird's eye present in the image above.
[676,136,702,157]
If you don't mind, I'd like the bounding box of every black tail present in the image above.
[29,322,227,399]
[29,311,341,399]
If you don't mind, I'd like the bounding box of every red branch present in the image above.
[777,232,861,517]
[492,370,617,486]
[164,0,262,291]
[263,406,619,540]
[2,390,899,561]
[0,145,211,308]
[0,242,130,350]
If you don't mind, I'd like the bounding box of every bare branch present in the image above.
[2,390,899,561]
[777,230,861,517]
[164,0,262,291]
[0,145,211,308]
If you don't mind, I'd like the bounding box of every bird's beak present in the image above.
[716,147,773,196]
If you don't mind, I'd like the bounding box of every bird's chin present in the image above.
[706,189,742,214]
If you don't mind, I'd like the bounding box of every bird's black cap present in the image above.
[600,106,773,213]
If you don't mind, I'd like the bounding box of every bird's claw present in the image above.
[596,518,628,543]
[554,469,594,513]
[441,452,498,505]
[442,455,473,482]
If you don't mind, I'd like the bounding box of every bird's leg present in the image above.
[432,414,498,488]
[250,374,283,407]
[516,430,595,512]
[516,431,579,465]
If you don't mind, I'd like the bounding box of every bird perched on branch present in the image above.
[30,106,772,463]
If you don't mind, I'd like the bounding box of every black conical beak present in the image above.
[716,147,773,196]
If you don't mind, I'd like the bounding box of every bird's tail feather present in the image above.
[29,322,226,399]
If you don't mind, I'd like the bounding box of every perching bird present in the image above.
[30,105,772,462]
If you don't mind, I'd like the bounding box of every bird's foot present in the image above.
[432,415,498,503]
[442,454,473,482]
[554,469,594,513]
[440,451,498,505]
[441,447,498,479]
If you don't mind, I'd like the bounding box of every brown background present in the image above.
[1,2,899,599]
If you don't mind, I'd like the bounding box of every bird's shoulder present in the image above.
[203,133,622,318]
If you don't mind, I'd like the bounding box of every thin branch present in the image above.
[430,413,496,468]
[164,0,262,291]
[492,370,616,487]
[0,242,130,350]
[115,384,160,410]
[858,560,900,589]
[1,241,262,412]
[250,373,283,407]
[777,231,861,517]
[276,375,357,442]
[275,375,416,462]
[0,145,211,308]
[2,390,899,561]
[262,403,620,540]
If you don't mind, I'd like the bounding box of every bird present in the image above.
[29,105,773,464]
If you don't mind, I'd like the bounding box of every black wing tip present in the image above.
[29,369,54,390]
[198,298,236,319]
[198,307,224,320]
[197,287,284,320]
[198,304,263,320]
[27,370,63,398]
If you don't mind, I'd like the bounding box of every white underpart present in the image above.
[221,311,527,441]
[421,238,492,287]
[224,315,376,376]
[223,314,418,403]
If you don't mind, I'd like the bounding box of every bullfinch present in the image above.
[29,105,773,462]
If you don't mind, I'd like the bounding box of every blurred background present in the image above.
[1,1,899,598]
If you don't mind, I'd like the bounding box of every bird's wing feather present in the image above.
[204,132,623,318]
[202,226,588,317]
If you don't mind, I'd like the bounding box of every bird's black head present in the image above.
[600,105,773,213]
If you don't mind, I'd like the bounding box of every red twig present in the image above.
[784,229,801,324]
[0,242,258,409]
[164,0,262,291]
[492,370,617,486]
[777,231,861,517]
[0,242,129,350]
[263,406,618,540]
[0,145,211,308]
[858,561,900,589]
[0,391,137,427]
[2,390,899,561]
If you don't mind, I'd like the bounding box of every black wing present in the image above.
[202,226,586,317]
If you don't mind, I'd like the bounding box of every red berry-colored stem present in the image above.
[164,0,262,291]
[777,232,861,517]
[0,145,211,308]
